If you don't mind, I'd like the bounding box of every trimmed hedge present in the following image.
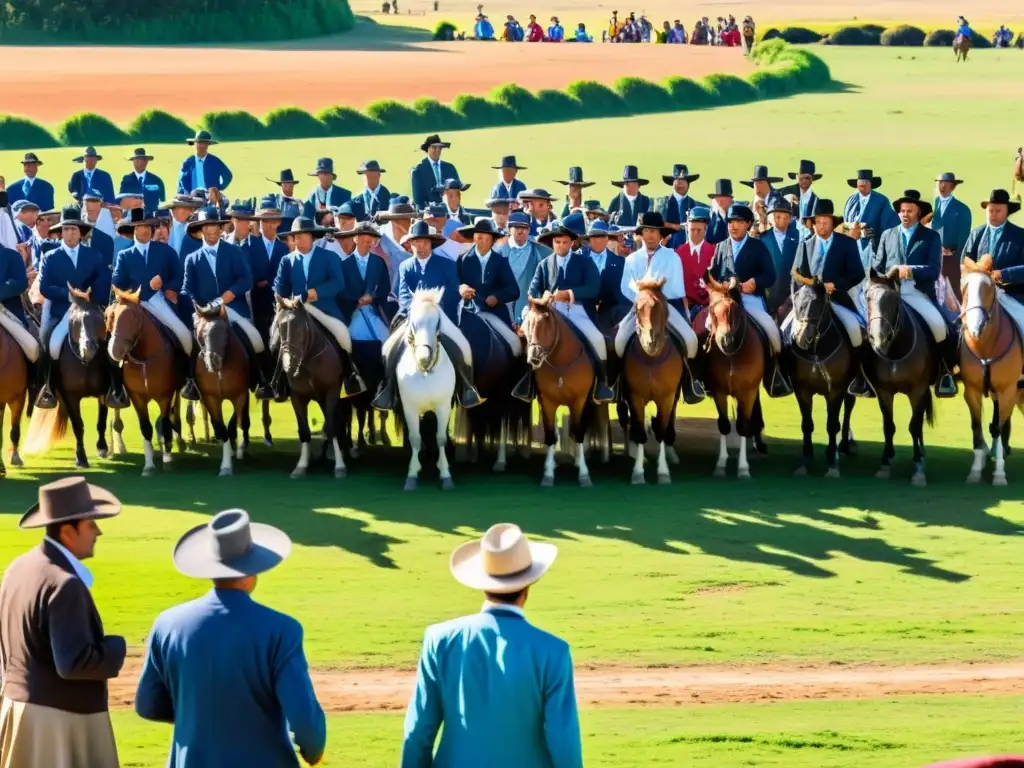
[880,24,926,46]
[970,31,992,49]
[0,41,833,149]
[827,24,883,45]
[760,28,782,41]
[778,26,823,44]
[432,20,457,41]
[924,29,956,46]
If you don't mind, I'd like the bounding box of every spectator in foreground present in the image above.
[547,16,564,41]
[474,13,494,39]
[572,22,592,42]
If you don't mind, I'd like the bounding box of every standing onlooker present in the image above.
[7,152,55,212]
[135,509,327,767]
[526,14,544,41]
[474,13,494,39]
[668,20,687,43]
[503,14,523,40]
[547,16,564,41]
[572,22,592,42]
[0,477,127,768]
[177,130,232,195]
[68,147,115,204]
[401,523,582,768]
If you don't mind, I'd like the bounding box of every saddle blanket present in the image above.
[142,293,193,354]
[522,301,607,360]
[615,302,698,359]
[225,306,265,353]
[305,303,352,353]
[457,302,522,357]
[0,306,39,362]
[899,281,947,342]
[350,306,390,343]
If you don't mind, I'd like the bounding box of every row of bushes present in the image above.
[0,41,831,150]
[761,22,995,48]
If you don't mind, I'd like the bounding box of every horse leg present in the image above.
[172,392,187,453]
[599,404,610,464]
[203,403,212,442]
[94,402,109,458]
[262,400,273,447]
[824,394,843,479]
[909,391,928,486]
[402,402,423,491]
[436,402,454,490]
[240,399,251,455]
[540,397,558,487]
[875,390,896,479]
[68,397,89,468]
[135,398,157,477]
[794,391,814,476]
[713,393,730,478]
[234,399,247,461]
[838,393,858,456]
[750,395,767,455]
[324,395,346,479]
[735,390,756,480]
[9,392,25,468]
[290,396,312,478]
[0,403,6,476]
[205,397,231,476]
[628,389,647,484]
[652,400,672,485]
[352,404,366,458]
[965,385,987,483]
[993,389,1016,485]
[493,419,508,472]
[570,399,591,487]
[665,406,680,466]
[185,401,197,445]
[157,395,174,465]
[113,408,126,455]
[379,411,391,448]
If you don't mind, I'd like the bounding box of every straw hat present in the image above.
[449,523,557,593]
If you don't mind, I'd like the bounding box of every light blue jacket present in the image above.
[401,606,583,768]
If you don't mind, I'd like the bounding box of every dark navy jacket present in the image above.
[120,171,167,214]
[709,236,776,303]
[762,225,802,315]
[112,241,182,302]
[457,248,519,326]
[584,248,629,329]
[872,224,942,304]
[181,241,252,317]
[69,169,115,203]
[528,251,601,322]
[7,177,54,212]
[39,243,106,321]
[302,185,351,219]
[339,252,394,324]
[177,154,233,194]
[0,245,28,322]
[792,232,864,313]
[411,158,460,209]
[273,247,346,321]
[348,186,392,222]
[706,209,729,245]
[962,222,1024,301]
[660,194,697,249]
[844,191,899,262]
[489,178,527,203]
[607,192,651,227]
[398,255,460,322]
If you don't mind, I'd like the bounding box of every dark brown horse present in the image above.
[863,269,936,485]
[954,32,972,61]
[520,295,600,486]
[274,298,348,479]
[0,324,29,476]
[697,276,766,479]
[622,278,683,484]
[193,303,251,477]
[786,275,859,477]
[959,256,1024,485]
[106,289,186,476]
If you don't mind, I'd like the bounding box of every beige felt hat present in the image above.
[450,523,557,593]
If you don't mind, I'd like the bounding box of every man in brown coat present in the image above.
[0,476,127,768]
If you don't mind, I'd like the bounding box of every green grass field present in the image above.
[2,45,1023,766]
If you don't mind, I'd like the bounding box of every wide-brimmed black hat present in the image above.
[400,219,447,246]
[186,206,229,235]
[633,211,673,238]
[789,159,822,181]
[935,171,964,186]
[375,196,419,222]
[357,160,386,175]
[117,207,160,235]
[49,205,93,236]
[340,221,383,240]
[253,194,285,220]
[187,129,218,146]
[309,158,336,178]
[21,152,42,165]
[981,188,1021,215]
[457,218,505,239]
[420,134,451,151]
[726,203,754,223]
[127,147,154,161]
[173,509,291,579]
[437,178,470,192]
[767,198,794,217]
[582,200,607,216]
[160,194,204,211]
[286,216,332,238]
[517,188,557,203]
[708,179,734,199]
[227,200,256,220]
[807,198,843,225]
[267,169,297,186]
[611,164,649,187]
[892,189,933,217]
[535,223,581,247]
[741,165,783,187]
[72,146,102,163]
[848,169,882,189]
[492,155,526,170]
[663,163,700,185]
[556,166,595,187]
[20,476,121,530]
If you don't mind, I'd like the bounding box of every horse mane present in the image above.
[634,275,667,293]
[112,286,141,304]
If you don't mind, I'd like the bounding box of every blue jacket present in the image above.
[87,227,115,266]
[398,255,460,321]
[961,221,1024,300]
[843,191,899,263]
[69,168,115,204]
[121,171,167,213]
[339,252,394,324]
[528,215,558,238]
[348,186,392,222]
[302,185,351,219]
[660,194,698,249]
[607,192,651,227]
[873,224,943,304]
[135,589,326,768]
[411,158,460,209]
[709,236,776,303]
[7,177,54,212]
[401,607,582,768]
[489,178,527,202]
[112,241,182,302]
[181,240,252,317]
[244,235,288,289]
[273,246,346,321]
[792,232,864,313]
[39,243,106,320]
[706,208,729,245]
[931,196,972,255]
[585,248,630,329]
[177,154,233,194]
[763,225,802,314]
[457,248,519,326]
[0,245,28,322]
[528,251,601,322]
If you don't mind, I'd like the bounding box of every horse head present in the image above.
[65,284,104,362]
[632,276,669,356]
[865,267,902,353]
[408,288,444,373]
[705,273,744,355]
[193,300,229,373]
[275,295,311,376]
[960,254,999,339]
[522,294,559,369]
[105,287,145,363]
[790,272,830,351]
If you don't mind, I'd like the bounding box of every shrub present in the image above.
[488,84,545,121]
[451,93,513,128]
[533,89,581,122]
[748,69,799,98]
[565,79,628,118]
[779,26,822,43]
[262,107,327,140]
[316,105,382,136]
[126,109,194,144]
[56,112,130,146]
[970,31,991,49]
[701,73,758,105]
[662,76,713,109]
[924,29,955,46]
[0,115,58,150]
[198,110,265,141]
[613,76,671,113]
[365,100,421,133]
[433,19,457,40]
[880,24,926,46]
[759,27,781,41]
[411,98,463,131]
[827,24,882,45]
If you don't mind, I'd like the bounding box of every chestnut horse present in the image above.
[1014,147,1023,202]
[0,325,29,476]
[193,303,251,477]
[106,289,185,476]
[520,295,599,486]
[699,276,765,479]
[954,33,971,61]
[959,256,1024,485]
[622,278,683,485]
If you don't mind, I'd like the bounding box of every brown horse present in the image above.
[0,325,29,476]
[520,295,600,486]
[954,33,972,61]
[959,256,1024,485]
[622,278,683,484]
[193,303,251,477]
[106,289,186,476]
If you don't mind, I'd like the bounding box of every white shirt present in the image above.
[621,244,684,301]
[45,536,94,589]
[63,244,80,268]
[799,188,813,207]
[688,238,706,251]
[773,228,787,252]
[482,600,525,618]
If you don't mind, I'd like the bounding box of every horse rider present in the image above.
[843,169,899,269]
[607,165,651,227]
[783,198,871,394]
[34,206,109,409]
[224,200,255,247]
[372,220,482,411]
[410,134,460,210]
[762,199,801,317]
[577,219,630,336]
[484,197,512,232]
[519,189,558,237]
[303,158,351,220]
[489,156,528,203]
[556,166,595,218]
[618,211,704,403]
[455,218,521,350]
[337,221,394,344]
[351,160,391,222]
[110,207,192,395]
[954,16,973,45]
[0,240,40,377]
[272,217,367,396]
[872,190,958,398]
[180,206,274,401]
[78,190,116,271]
[931,172,973,300]
[783,159,821,222]
[960,189,1024,339]
[265,169,303,231]
[437,179,472,225]
[122,148,166,213]
[244,197,290,373]
[178,130,232,196]
[512,222,616,404]
[705,179,734,245]
[707,203,793,397]
[160,194,203,255]
[676,206,716,321]
[497,211,550,322]
[68,147,115,205]
[741,164,785,213]
[660,163,700,249]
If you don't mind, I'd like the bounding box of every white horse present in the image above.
[391,288,458,491]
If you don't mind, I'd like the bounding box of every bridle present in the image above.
[408,310,441,373]
[790,287,841,389]
[705,294,747,357]
[280,306,327,378]
[67,304,104,364]
[866,284,915,361]
[524,307,583,374]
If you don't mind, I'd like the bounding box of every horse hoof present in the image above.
[76,459,90,469]
[875,467,891,480]
[142,467,154,477]
[493,461,506,473]
[793,465,808,477]
[349,446,361,460]
[404,477,418,491]
[993,473,1008,487]
[540,475,554,488]
[839,440,858,457]
[441,477,455,491]
[219,467,232,477]
[263,438,273,448]
[10,453,23,468]
[334,467,347,479]
[579,474,592,488]
[737,469,751,480]
[966,472,982,484]
[666,447,680,466]
[911,472,927,487]
[163,453,173,464]
[97,449,109,459]
[712,466,726,478]
[657,473,671,485]
[291,467,307,479]
[824,467,841,479]
[631,473,645,485]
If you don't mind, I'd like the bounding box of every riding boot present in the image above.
[439,335,484,408]
[511,369,536,403]
[576,340,614,404]
[104,362,130,409]
[668,331,705,405]
[934,333,959,399]
[181,344,201,401]
[270,356,290,403]
[341,351,368,397]
[34,353,57,410]
[254,351,277,401]
[371,338,405,411]
[763,346,793,398]
[847,343,877,398]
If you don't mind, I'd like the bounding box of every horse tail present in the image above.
[23,402,68,455]
[923,389,935,428]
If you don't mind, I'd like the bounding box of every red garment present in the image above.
[721,28,741,46]
[676,240,715,308]
[526,22,544,41]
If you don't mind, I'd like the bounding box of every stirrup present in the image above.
[511,373,535,403]
[104,387,129,409]
[34,386,58,410]
[934,374,958,398]
[254,384,275,401]
[182,379,200,402]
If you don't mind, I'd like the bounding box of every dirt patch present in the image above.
[109,660,1024,712]
[0,43,750,124]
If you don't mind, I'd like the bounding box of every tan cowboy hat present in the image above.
[20,476,121,529]
[449,523,557,593]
